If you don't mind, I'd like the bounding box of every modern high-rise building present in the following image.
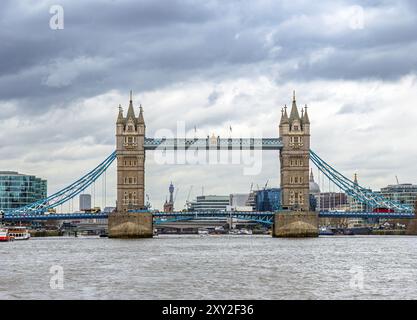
[79,194,92,211]
[229,193,249,207]
[245,191,257,210]
[188,195,230,211]
[318,193,348,211]
[0,171,47,211]
[380,184,417,209]
[255,188,281,211]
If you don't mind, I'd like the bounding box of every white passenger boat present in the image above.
[7,226,31,240]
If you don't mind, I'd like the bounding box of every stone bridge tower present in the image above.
[279,91,310,211]
[115,92,146,212]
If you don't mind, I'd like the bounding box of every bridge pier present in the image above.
[108,212,153,238]
[273,212,319,238]
[405,199,417,235]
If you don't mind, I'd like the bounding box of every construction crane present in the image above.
[263,179,269,190]
[185,185,193,209]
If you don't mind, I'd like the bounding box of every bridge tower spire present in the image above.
[115,92,146,213]
[279,92,310,211]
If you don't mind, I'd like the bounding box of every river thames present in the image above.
[1,235,417,300]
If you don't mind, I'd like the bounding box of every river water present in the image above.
[1,235,417,299]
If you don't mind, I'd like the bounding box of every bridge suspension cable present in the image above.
[4,148,414,220]
[310,150,413,213]
[5,151,116,216]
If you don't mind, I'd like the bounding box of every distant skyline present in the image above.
[1,0,417,210]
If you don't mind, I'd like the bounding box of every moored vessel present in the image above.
[319,226,335,236]
[0,228,12,242]
[7,226,31,240]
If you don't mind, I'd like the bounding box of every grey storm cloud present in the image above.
[1,0,417,115]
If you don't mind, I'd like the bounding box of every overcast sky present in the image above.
[1,0,417,211]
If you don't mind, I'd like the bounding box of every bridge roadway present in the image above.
[2,210,415,222]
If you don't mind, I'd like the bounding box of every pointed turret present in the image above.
[289,90,301,122]
[116,104,124,124]
[280,105,289,125]
[302,104,310,124]
[125,90,136,123]
[310,168,314,182]
[138,104,145,124]
[354,173,358,185]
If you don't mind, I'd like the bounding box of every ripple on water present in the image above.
[1,235,417,299]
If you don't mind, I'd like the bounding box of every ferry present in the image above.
[7,226,31,240]
[319,226,335,236]
[0,228,12,242]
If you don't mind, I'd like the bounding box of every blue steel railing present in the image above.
[2,210,415,221]
[319,211,415,219]
[4,213,109,221]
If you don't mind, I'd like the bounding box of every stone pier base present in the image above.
[273,211,319,238]
[108,212,153,238]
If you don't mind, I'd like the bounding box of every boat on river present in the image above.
[7,226,31,240]
[0,228,12,242]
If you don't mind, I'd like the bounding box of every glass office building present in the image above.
[255,188,281,212]
[0,171,47,211]
[188,195,230,211]
[380,184,417,209]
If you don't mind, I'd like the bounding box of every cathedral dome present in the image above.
[310,181,320,194]
[309,170,320,194]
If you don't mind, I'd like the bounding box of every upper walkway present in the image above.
[144,137,283,150]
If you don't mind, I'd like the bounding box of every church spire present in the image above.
[310,168,314,182]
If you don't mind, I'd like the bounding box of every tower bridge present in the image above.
[2,91,415,238]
